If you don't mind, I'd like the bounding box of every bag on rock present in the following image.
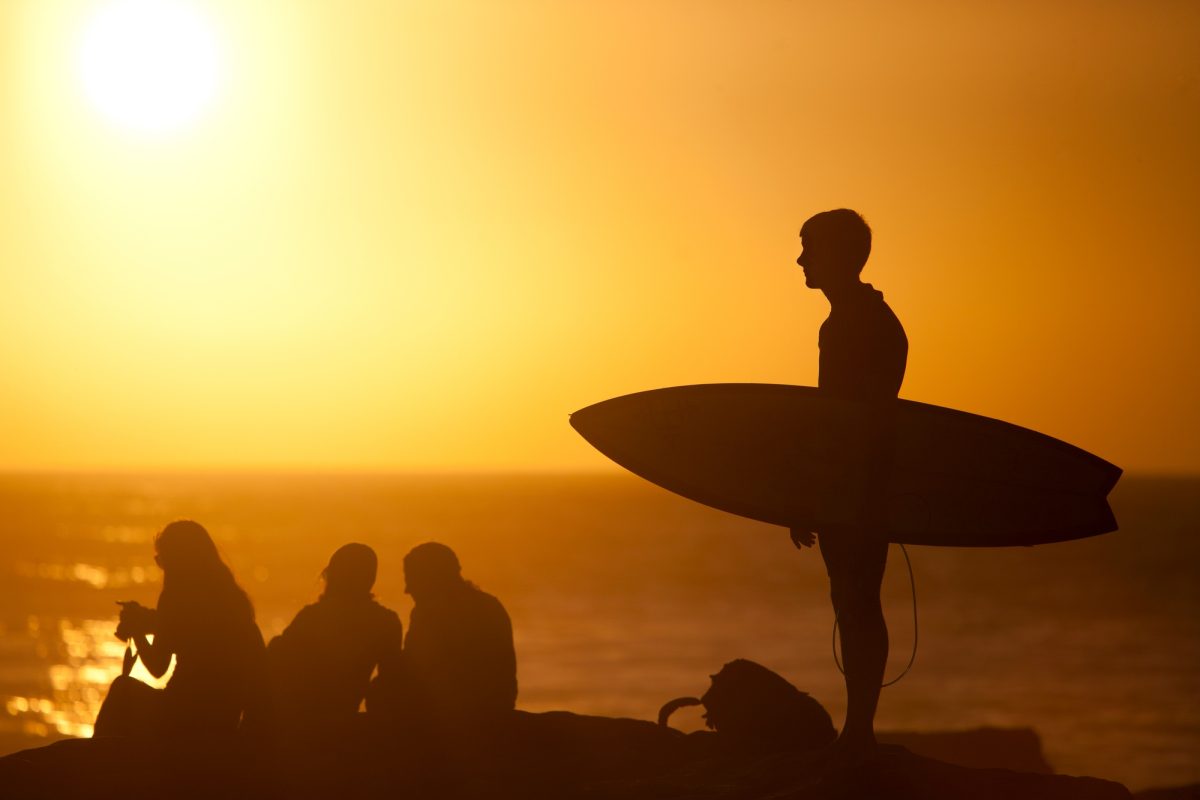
[658,659,836,752]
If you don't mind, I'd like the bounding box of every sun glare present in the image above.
[77,0,223,135]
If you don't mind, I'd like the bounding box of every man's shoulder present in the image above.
[290,601,324,624]
[269,602,321,648]
[367,599,404,627]
[841,286,905,333]
[468,587,511,619]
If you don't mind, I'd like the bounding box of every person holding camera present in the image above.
[95,520,266,739]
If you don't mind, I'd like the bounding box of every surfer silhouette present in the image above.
[792,209,907,760]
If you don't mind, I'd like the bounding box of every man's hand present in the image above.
[789,528,816,549]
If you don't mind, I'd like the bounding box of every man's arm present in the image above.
[477,597,517,711]
[375,610,405,678]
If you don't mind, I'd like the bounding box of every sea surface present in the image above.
[0,472,1196,790]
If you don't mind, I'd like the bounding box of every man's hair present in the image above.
[404,541,462,583]
[800,209,872,274]
[322,542,378,600]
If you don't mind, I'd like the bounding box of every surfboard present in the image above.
[570,384,1121,547]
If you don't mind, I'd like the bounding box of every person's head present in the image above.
[154,519,252,618]
[321,543,378,601]
[155,519,224,578]
[403,542,462,602]
[796,209,872,290]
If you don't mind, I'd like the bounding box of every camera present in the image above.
[114,601,156,641]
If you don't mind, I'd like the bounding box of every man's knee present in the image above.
[829,579,884,625]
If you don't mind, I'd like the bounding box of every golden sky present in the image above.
[2,1,1198,472]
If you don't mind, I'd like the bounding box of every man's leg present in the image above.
[819,529,889,751]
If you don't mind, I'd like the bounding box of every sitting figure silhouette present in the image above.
[94,520,266,739]
[371,542,516,730]
[267,543,403,739]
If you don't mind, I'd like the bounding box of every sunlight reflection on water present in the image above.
[0,474,1196,792]
[3,618,171,739]
[14,562,152,590]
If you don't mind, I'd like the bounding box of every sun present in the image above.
[77,0,224,135]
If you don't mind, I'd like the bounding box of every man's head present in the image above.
[404,541,463,602]
[796,209,872,290]
[322,542,378,600]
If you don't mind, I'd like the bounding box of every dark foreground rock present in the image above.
[1134,786,1200,800]
[0,711,1132,800]
[878,726,1053,774]
[583,744,1130,800]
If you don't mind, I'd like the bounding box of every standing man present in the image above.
[791,209,907,760]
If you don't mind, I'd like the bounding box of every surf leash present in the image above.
[831,542,918,687]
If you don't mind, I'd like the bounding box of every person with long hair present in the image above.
[267,543,403,737]
[95,520,266,738]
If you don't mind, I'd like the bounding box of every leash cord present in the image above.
[831,542,918,687]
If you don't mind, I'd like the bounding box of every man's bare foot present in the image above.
[826,731,879,768]
[789,731,878,774]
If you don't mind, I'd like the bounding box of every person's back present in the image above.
[160,583,266,735]
[270,597,403,722]
[396,542,517,727]
[818,281,906,401]
[404,581,516,719]
[268,544,403,734]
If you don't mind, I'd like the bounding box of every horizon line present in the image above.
[0,465,629,478]
[0,466,1197,480]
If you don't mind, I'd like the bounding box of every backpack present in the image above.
[658,659,836,752]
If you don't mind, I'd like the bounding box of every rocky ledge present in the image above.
[0,712,1135,800]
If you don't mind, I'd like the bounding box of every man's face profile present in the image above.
[797,236,831,289]
[404,562,442,601]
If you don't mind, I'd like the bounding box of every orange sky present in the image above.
[2,1,1198,472]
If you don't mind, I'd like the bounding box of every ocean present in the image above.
[0,472,1196,791]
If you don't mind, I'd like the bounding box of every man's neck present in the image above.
[821,279,868,307]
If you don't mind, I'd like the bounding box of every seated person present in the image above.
[268,543,403,736]
[96,520,266,739]
[371,542,516,727]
